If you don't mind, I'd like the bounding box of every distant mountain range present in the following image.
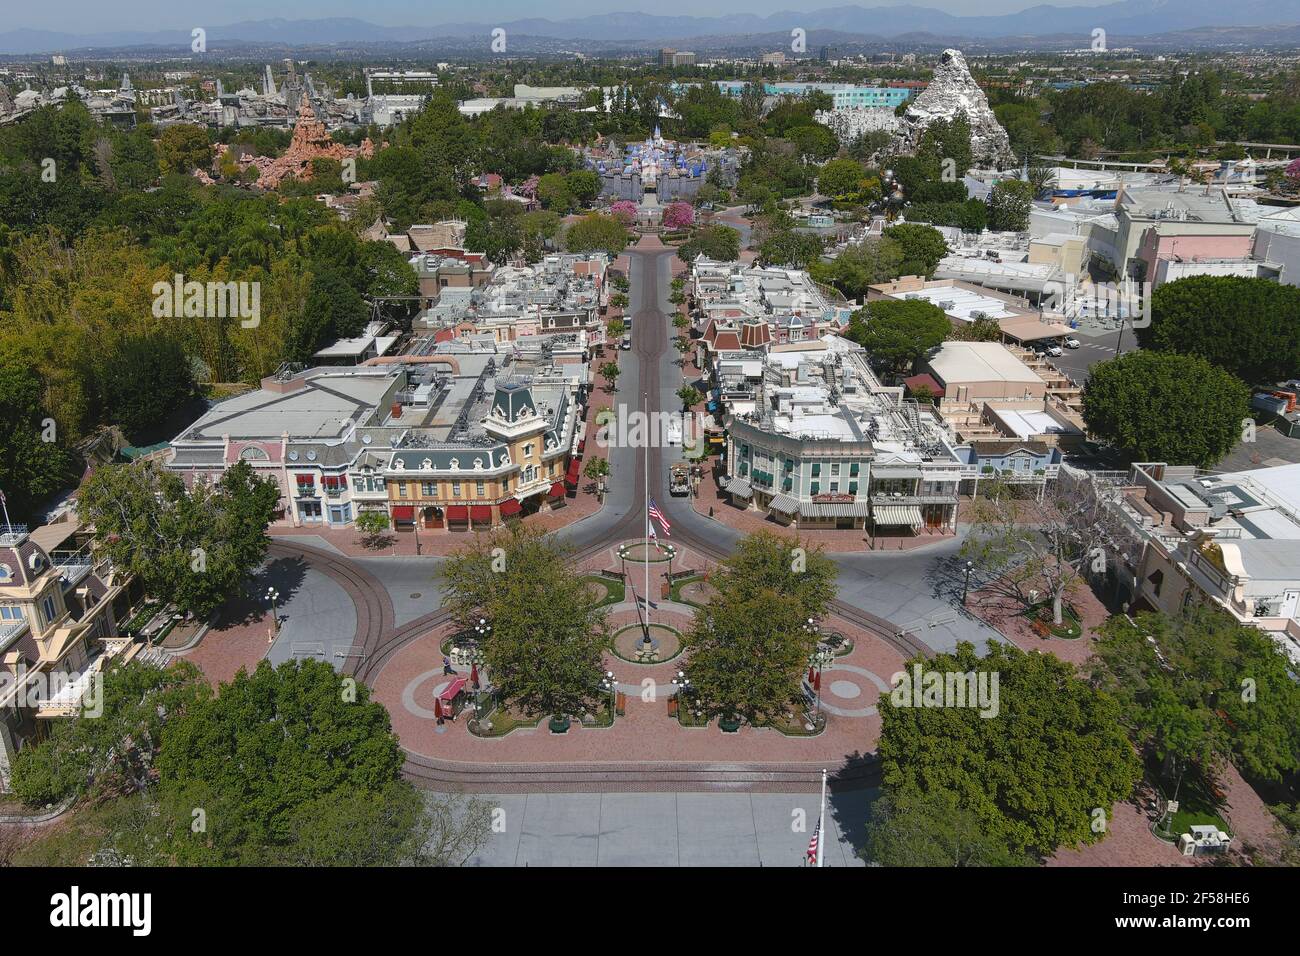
[4,2,1300,55]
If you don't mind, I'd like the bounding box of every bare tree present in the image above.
[961,475,1129,625]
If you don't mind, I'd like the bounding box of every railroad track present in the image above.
[262,246,922,793]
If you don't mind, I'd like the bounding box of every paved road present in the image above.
[459,789,874,867]
[1043,324,1134,385]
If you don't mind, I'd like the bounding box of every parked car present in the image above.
[1064,337,1081,349]
[620,334,631,350]
[1044,343,1064,357]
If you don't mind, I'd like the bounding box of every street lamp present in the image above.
[600,670,618,715]
[807,646,834,720]
[265,586,280,644]
[961,560,974,605]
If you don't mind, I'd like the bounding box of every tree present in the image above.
[950,314,1004,342]
[10,660,206,807]
[157,124,212,175]
[758,229,824,269]
[564,213,629,255]
[845,299,951,376]
[96,332,197,441]
[565,169,601,204]
[883,223,949,278]
[662,201,695,230]
[1141,276,1300,384]
[962,474,1129,626]
[0,361,79,522]
[864,790,1031,867]
[354,510,391,546]
[441,524,610,720]
[536,172,576,213]
[153,658,488,865]
[77,459,279,618]
[1090,608,1300,788]
[684,531,836,724]
[599,361,620,391]
[878,641,1141,859]
[607,318,626,340]
[677,224,741,263]
[986,179,1033,232]
[811,237,905,299]
[583,455,611,494]
[1082,351,1250,468]
[677,385,703,410]
[817,157,869,200]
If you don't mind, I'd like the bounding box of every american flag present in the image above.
[648,497,671,537]
[806,819,821,864]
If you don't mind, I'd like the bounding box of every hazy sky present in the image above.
[11,1,1118,35]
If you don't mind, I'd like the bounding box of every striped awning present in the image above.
[801,501,870,518]
[768,493,799,515]
[723,476,752,499]
[872,505,923,526]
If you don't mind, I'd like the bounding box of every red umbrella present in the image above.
[813,670,822,693]
[807,666,815,684]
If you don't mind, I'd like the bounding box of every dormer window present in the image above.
[421,458,433,470]
[449,458,459,470]
[473,457,484,470]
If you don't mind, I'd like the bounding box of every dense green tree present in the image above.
[1082,351,1250,468]
[95,332,196,442]
[883,223,949,278]
[677,224,741,263]
[878,641,1141,858]
[986,179,1033,232]
[1141,275,1300,385]
[0,361,79,521]
[864,790,1031,867]
[811,237,904,299]
[1091,608,1300,786]
[564,213,629,255]
[845,298,951,376]
[156,124,212,176]
[77,459,279,618]
[441,524,610,720]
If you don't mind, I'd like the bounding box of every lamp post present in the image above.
[671,668,692,720]
[470,618,491,689]
[265,586,280,644]
[807,645,834,720]
[600,669,620,719]
[961,560,974,605]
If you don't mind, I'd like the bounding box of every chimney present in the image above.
[391,402,402,419]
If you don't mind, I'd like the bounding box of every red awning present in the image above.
[470,505,492,522]
[578,439,586,453]
[446,505,469,522]
[566,459,581,483]
[391,506,415,520]
[499,498,522,517]
[548,482,566,498]
[438,677,468,701]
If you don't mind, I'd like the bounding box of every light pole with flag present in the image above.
[806,767,828,867]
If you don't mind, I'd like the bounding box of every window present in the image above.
[398,483,408,498]
[452,482,461,498]
[0,605,23,621]
[830,463,840,477]
[811,482,820,495]
[421,481,436,496]
[524,443,534,457]
[812,463,821,477]
[830,482,839,493]
[476,481,486,498]
[850,462,860,477]
[42,596,57,625]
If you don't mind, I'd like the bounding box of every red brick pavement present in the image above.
[372,606,906,766]
[966,581,1110,668]
[176,594,274,688]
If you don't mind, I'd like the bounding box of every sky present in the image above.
[9,1,1119,36]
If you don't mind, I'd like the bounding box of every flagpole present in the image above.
[0,490,11,532]
[643,389,650,637]
[817,768,827,868]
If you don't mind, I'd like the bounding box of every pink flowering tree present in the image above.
[610,200,638,225]
[663,201,695,230]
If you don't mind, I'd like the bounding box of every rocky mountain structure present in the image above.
[900,49,1012,168]
[815,106,901,145]
[212,98,373,189]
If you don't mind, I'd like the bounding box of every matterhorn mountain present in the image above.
[901,49,1013,168]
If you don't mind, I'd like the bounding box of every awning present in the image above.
[499,498,522,517]
[801,501,870,518]
[446,505,469,522]
[566,459,581,484]
[548,482,567,498]
[438,677,468,701]
[768,493,799,515]
[470,505,492,523]
[723,476,752,499]
[391,506,415,520]
[873,505,924,526]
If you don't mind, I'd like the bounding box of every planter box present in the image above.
[719,716,741,733]
[548,716,571,734]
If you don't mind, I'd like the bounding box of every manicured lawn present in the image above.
[1024,601,1084,639]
